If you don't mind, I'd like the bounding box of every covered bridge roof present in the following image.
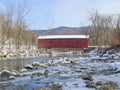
[38,35,89,39]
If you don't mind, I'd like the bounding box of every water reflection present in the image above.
[0,57,48,71]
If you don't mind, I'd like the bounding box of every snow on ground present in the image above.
[89,47,120,60]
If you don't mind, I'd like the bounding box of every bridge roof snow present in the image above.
[38,35,89,39]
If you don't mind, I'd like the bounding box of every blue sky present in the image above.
[0,0,120,30]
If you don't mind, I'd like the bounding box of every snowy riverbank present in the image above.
[0,47,83,59]
[0,47,41,59]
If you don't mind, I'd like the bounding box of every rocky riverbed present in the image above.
[0,55,120,90]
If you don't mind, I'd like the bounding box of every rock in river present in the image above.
[33,88,47,90]
[86,82,96,88]
[44,69,49,77]
[82,75,93,81]
[96,81,105,86]
[105,81,118,89]
[32,62,40,67]
[31,72,43,78]
[0,70,12,78]
[24,64,33,69]
[52,83,62,90]
[20,68,28,73]
[12,70,20,76]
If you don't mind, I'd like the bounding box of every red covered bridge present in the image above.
[38,35,89,49]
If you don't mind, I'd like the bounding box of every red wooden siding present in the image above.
[38,39,89,49]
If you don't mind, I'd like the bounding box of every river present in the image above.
[0,57,51,71]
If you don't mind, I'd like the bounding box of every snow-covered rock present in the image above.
[63,59,71,64]
[24,64,33,69]
[20,68,28,73]
[116,53,120,56]
[0,70,12,78]
[9,76,15,80]
[74,60,80,64]
[0,52,6,57]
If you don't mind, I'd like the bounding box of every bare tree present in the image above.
[0,1,38,54]
[113,15,120,45]
[89,10,113,47]
[0,13,5,50]
[13,0,28,50]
